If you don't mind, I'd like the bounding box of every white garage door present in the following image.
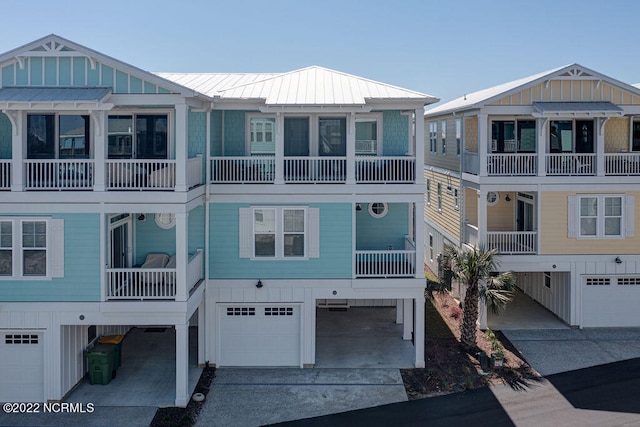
[218,304,301,366]
[0,332,44,402]
[583,276,640,327]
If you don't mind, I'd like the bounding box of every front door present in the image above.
[516,194,535,232]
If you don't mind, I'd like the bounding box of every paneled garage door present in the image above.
[583,276,640,327]
[218,304,301,366]
[0,332,44,402]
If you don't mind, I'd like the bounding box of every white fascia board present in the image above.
[259,105,372,113]
[0,189,204,207]
[212,100,266,111]
[481,106,536,115]
[208,188,424,203]
[366,100,435,110]
[109,94,189,106]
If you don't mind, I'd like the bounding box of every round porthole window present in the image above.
[486,192,499,206]
[368,202,388,218]
[155,213,176,229]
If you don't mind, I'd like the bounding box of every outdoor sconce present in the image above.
[138,214,146,221]
[256,279,263,289]
[505,194,511,202]
[615,257,622,264]
[355,203,362,211]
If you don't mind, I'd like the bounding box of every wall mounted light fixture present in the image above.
[137,214,146,221]
[256,279,263,288]
[355,203,362,211]
[505,194,511,202]
[615,257,622,264]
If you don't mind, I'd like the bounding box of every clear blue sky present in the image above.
[1,0,639,104]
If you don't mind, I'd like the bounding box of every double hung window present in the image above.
[249,117,276,155]
[253,207,306,258]
[429,122,437,153]
[570,194,633,239]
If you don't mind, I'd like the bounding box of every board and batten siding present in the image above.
[0,213,100,302]
[424,169,461,241]
[1,57,173,94]
[209,203,352,279]
[516,271,571,324]
[539,191,640,255]
[489,80,640,106]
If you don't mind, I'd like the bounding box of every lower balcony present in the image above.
[464,223,537,255]
[355,236,416,278]
[105,249,203,300]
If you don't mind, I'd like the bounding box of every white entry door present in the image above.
[218,304,301,366]
[0,331,44,402]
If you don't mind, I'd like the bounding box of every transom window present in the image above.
[27,114,90,159]
[579,195,622,237]
[108,114,168,159]
[253,207,306,258]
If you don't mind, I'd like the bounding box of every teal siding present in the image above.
[0,214,101,302]
[115,70,128,93]
[211,111,223,156]
[16,62,28,85]
[101,64,114,88]
[72,57,85,86]
[189,110,206,182]
[158,86,170,94]
[0,112,11,159]
[130,76,142,94]
[223,111,246,155]
[135,216,176,265]
[30,58,43,85]
[144,81,156,94]
[44,57,57,85]
[58,57,71,85]
[382,111,409,156]
[188,205,205,254]
[2,64,13,86]
[87,63,100,86]
[210,203,352,279]
[356,203,408,250]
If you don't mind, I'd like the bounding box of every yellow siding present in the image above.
[487,192,516,231]
[571,81,581,100]
[424,169,461,239]
[551,81,562,101]
[539,191,640,255]
[465,116,478,153]
[604,117,629,153]
[465,187,477,226]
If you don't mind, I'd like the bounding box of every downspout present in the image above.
[205,105,212,286]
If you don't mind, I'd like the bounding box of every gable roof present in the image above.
[160,66,438,106]
[425,63,640,117]
[0,34,205,99]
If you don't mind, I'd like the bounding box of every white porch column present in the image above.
[596,117,606,176]
[396,299,403,324]
[477,189,488,247]
[414,108,425,183]
[174,103,188,192]
[414,296,425,368]
[8,111,24,191]
[174,322,190,407]
[477,114,488,177]
[403,298,413,340]
[346,112,356,184]
[415,201,425,279]
[93,110,106,191]
[175,212,188,302]
[274,112,284,184]
[537,118,547,177]
[197,299,206,366]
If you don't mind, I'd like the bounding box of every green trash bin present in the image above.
[98,335,124,369]
[87,344,115,385]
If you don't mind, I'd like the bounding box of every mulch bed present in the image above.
[401,292,541,400]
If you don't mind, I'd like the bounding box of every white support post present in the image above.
[414,297,425,368]
[396,299,403,324]
[175,212,188,302]
[175,103,188,192]
[537,118,547,177]
[403,298,413,340]
[198,299,206,366]
[10,111,24,191]
[274,112,284,184]
[477,189,487,248]
[596,117,606,176]
[414,108,425,183]
[346,112,356,184]
[174,322,190,407]
[93,111,106,191]
[44,321,62,401]
[478,114,488,177]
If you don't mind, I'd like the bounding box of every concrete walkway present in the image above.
[488,288,568,330]
[196,368,408,427]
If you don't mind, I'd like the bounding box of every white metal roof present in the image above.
[159,66,437,106]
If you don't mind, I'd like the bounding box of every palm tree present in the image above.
[445,245,515,350]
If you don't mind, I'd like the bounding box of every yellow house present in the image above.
[424,64,640,328]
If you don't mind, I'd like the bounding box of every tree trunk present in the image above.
[461,281,479,349]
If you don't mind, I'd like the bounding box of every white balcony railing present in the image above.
[106,159,176,190]
[187,154,203,188]
[0,160,10,190]
[355,250,416,278]
[487,153,537,176]
[355,156,415,183]
[464,223,479,248]
[24,159,94,190]
[210,156,275,183]
[284,157,346,183]
[545,154,595,176]
[486,231,537,254]
[106,249,203,300]
[605,153,640,175]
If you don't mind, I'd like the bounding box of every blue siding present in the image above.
[16,61,28,85]
[210,203,352,279]
[44,57,57,85]
[382,111,409,156]
[188,205,206,254]
[223,111,246,155]
[211,111,223,156]
[72,57,85,86]
[58,57,71,85]
[130,76,142,94]
[135,216,176,265]
[0,214,101,302]
[115,70,128,93]
[144,81,157,94]
[356,203,408,250]
[0,112,11,160]
[189,110,206,182]
[30,57,43,85]
[2,64,13,86]
[87,63,100,86]
[101,64,114,88]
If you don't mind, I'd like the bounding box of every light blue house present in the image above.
[0,35,437,406]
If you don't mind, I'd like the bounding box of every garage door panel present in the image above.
[583,277,640,327]
[218,304,301,367]
[0,332,44,403]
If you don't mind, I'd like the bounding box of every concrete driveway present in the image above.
[503,328,640,375]
[195,368,408,427]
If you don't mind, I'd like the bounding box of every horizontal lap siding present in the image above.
[424,169,461,240]
[356,203,407,250]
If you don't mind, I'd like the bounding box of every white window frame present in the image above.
[0,217,64,280]
[437,182,442,211]
[368,202,388,219]
[455,118,461,156]
[426,179,431,205]
[252,207,308,260]
[246,114,277,155]
[441,120,447,156]
[429,121,437,154]
[355,113,383,156]
[577,195,625,239]
[487,191,499,206]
